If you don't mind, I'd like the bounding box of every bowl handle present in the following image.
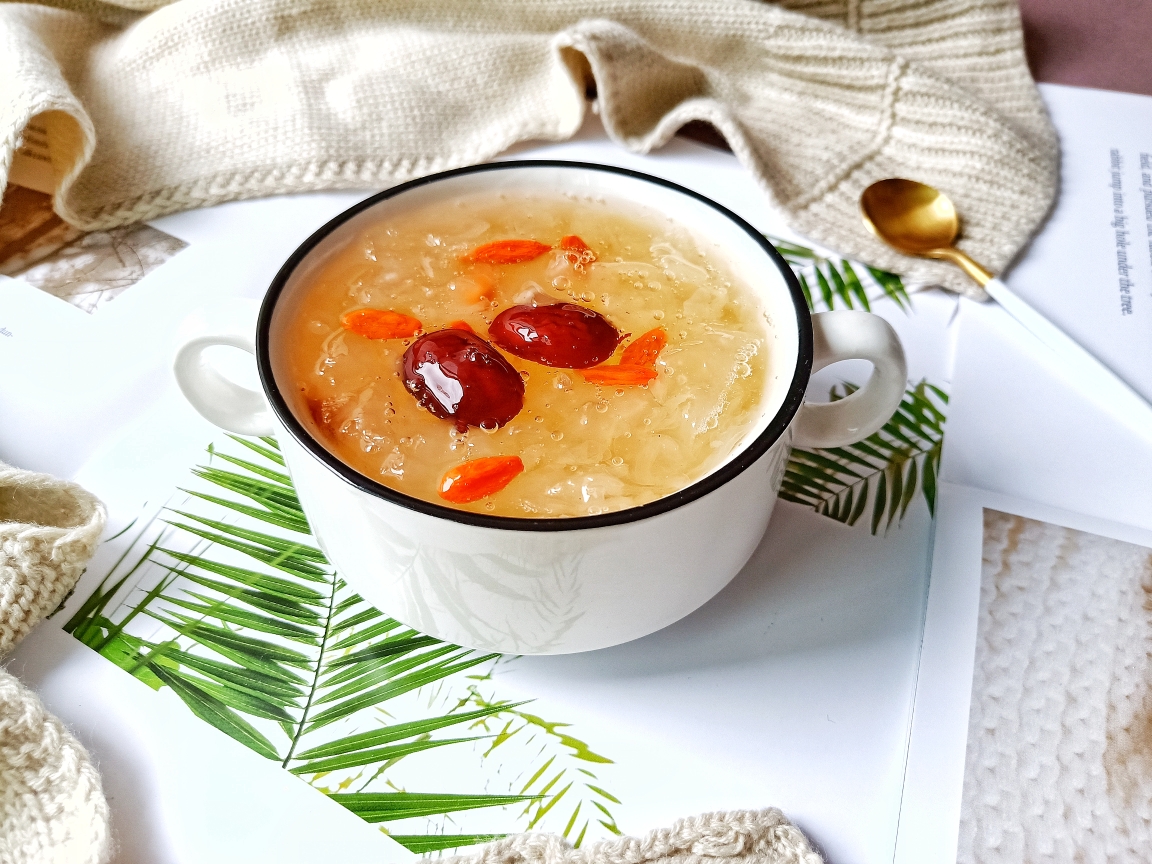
[792,310,907,449]
[173,335,275,436]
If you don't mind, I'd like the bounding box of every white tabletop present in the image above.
[4,84,1143,864]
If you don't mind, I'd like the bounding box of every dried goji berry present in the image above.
[447,320,476,334]
[560,234,591,253]
[579,365,658,386]
[560,234,597,270]
[438,456,525,503]
[561,234,596,258]
[341,308,422,340]
[620,327,667,368]
[463,239,552,265]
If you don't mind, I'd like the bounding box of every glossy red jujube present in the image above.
[402,330,525,431]
[488,303,623,369]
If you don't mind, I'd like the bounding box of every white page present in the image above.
[895,99,1152,837]
[1004,84,1152,402]
[941,298,1152,527]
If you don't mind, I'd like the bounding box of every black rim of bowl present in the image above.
[256,160,813,533]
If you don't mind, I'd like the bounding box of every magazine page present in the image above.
[1005,84,1152,402]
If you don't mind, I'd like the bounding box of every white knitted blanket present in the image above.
[0,462,108,864]
[1,0,1057,299]
[0,464,825,862]
[962,511,1152,863]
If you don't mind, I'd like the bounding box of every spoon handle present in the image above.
[982,277,1152,434]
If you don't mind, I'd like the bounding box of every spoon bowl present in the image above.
[860,178,960,255]
[860,178,991,284]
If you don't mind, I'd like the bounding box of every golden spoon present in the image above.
[860,179,994,286]
[860,178,1152,426]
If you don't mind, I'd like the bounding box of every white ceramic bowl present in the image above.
[175,161,906,654]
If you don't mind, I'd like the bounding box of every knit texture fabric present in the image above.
[0,461,110,864]
[1,0,1056,299]
[0,670,111,864]
[0,462,105,657]
[960,510,1152,863]
[441,809,823,864]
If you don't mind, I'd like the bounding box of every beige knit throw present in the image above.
[440,810,823,864]
[0,461,109,864]
[1,0,1056,299]
[0,461,825,861]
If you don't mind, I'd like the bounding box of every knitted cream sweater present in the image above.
[0,462,109,864]
[1,0,1057,299]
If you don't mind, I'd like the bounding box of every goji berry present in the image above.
[561,234,596,257]
[560,234,597,270]
[341,308,422,340]
[438,456,525,503]
[579,365,658,386]
[447,320,476,334]
[463,239,552,265]
[461,273,496,304]
[620,327,667,368]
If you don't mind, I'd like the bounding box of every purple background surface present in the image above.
[1021,0,1152,97]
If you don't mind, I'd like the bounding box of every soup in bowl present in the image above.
[174,162,906,654]
[281,187,773,518]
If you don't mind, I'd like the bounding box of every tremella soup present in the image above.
[281,191,771,518]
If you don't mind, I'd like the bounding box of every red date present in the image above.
[402,330,525,431]
[488,304,622,369]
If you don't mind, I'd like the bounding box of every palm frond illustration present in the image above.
[64,435,619,853]
[781,380,947,533]
[770,236,944,530]
[769,235,912,313]
[454,682,621,846]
